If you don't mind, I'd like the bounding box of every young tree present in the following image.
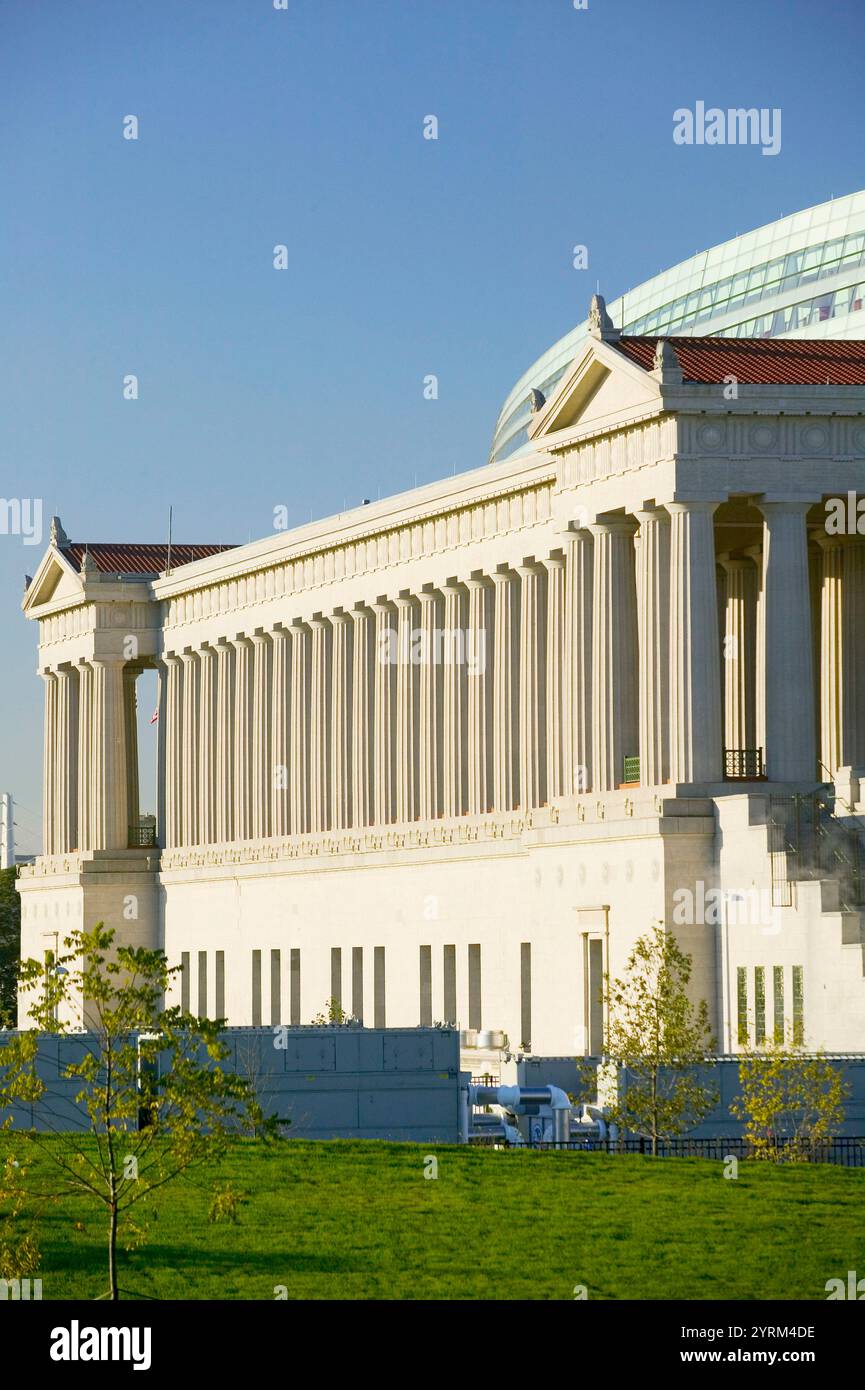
[0,1130,39,1284]
[604,924,716,1155]
[0,866,20,1028]
[0,923,267,1300]
[730,1041,848,1161]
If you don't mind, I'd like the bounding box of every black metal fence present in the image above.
[515,1135,865,1166]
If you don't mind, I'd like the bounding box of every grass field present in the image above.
[5,1137,865,1300]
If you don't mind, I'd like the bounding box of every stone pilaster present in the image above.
[668,503,723,784]
[760,501,816,782]
[818,536,865,780]
[635,508,670,787]
[351,606,374,828]
[491,569,519,811]
[372,602,396,826]
[517,561,546,810]
[394,595,418,824]
[270,627,290,837]
[442,582,467,818]
[195,646,216,846]
[54,667,79,853]
[180,651,200,847]
[214,640,235,844]
[251,632,272,841]
[90,657,128,850]
[76,662,93,851]
[41,670,57,855]
[232,637,253,841]
[331,612,353,831]
[719,556,758,756]
[122,668,139,839]
[163,655,184,848]
[465,575,493,815]
[417,589,442,821]
[565,527,593,794]
[590,519,639,791]
[288,623,310,834]
[544,553,566,801]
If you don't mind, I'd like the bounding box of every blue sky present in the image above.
[1,0,864,851]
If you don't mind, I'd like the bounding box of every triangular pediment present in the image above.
[527,337,663,445]
[22,546,84,616]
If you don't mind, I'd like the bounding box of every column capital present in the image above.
[758,498,816,518]
[666,499,722,517]
[464,571,492,592]
[587,516,639,538]
[542,550,566,572]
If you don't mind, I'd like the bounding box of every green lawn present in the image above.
[5,1137,865,1300]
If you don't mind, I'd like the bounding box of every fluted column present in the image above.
[544,554,566,801]
[491,569,519,811]
[41,671,57,855]
[565,527,593,794]
[818,536,865,780]
[417,589,442,820]
[90,657,128,850]
[289,623,310,834]
[198,645,217,845]
[164,655,184,848]
[77,662,94,851]
[394,595,418,823]
[330,612,353,830]
[214,640,235,843]
[720,556,758,756]
[466,575,493,815]
[351,606,374,828]
[667,503,723,784]
[442,582,467,817]
[270,627,290,837]
[122,669,139,837]
[232,636,253,841]
[180,651,200,846]
[635,508,670,787]
[54,667,78,853]
[309,617,332,833]
[372,602,396,825]
[517,562,546,809]
[590,520,639,791]
[251,632,272,840]
[745,543,766,757]
[760,501,816,782]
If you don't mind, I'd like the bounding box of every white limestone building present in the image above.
[17,302,865,1058]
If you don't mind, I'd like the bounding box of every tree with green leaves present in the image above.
[730,1040,848,1161]
[604,924,716,1155]
[0,866,20,1028]
[0,923,268,1300]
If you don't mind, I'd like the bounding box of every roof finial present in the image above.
[588,293,620,342]
[49,515,68,548]
[528,387,546,413]
[650,338,683,385]
[80,546,96,576]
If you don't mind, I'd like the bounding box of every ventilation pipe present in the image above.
[468,1083,573,1146]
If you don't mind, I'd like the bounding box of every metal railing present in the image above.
[128,824,158,848]
[724,747,765,779]
[516,1135,865,1166]
[767,792,865,911]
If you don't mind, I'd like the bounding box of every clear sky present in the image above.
[1,0,864,852]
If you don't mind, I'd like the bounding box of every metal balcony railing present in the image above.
[128,824,157,848]
[622,755,640,784]
[724,747,765,779]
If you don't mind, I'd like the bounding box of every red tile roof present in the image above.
[613,336,865,386]
[63,542,237,575]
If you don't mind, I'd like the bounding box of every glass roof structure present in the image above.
[491,189,865,464]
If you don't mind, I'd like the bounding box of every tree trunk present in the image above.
[108,1199,118,1300]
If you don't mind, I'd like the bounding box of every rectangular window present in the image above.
[773,965,784,1043]
[792,966,804,1044]
[290,948,301,1025]
[197,951,207,1018]
[737,966,748,1045]
[252,950,262,1027]
[330,948,342,1013]
[215,951,225,1020]
[419,945,432,1027]
[520,942,532,1051]
[468,944,482,1031]
[271,949,281,1026]
[374,947,386,1027]
[181,952,190,1014]
[755,966,766,1045]
[587,938,604,1055]
[443,945,456,1026]
[352,946,363,1024]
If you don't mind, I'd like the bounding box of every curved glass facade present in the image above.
[491,189,865,464]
